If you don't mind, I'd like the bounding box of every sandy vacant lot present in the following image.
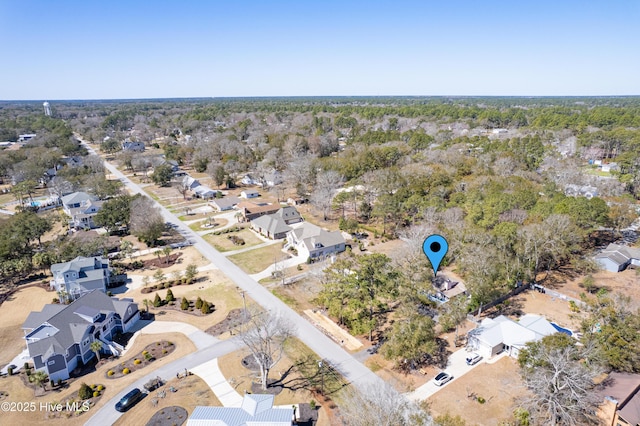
[426,357,529,426]
[0,286,55,366]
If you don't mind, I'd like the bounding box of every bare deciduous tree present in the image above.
[310,170,343,221]
[237,309,294,391]
[338,382,431,426]
[130,196,165,246]
[519,337,603,426]
[47,176,74,199]
[175,179,190,200]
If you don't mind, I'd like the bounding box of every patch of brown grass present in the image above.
[228,244,290,274]
[204,228,264,252]
[425,357,529,426]
[0,286,54,366]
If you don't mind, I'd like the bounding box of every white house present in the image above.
[285,222,346,260]
[187,394,293,426]
[61,192,103,230]
[466,314,558,359]
[192,185,218,199]
[241,174,260,186]
[182,175,201,190]
[240,189,260,199]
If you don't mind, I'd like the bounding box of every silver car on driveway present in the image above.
[465,353,482,365]
[433,372,453,386]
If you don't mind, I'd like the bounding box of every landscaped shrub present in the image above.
[93,391,100,398]
[162,349,167,354]
[122,368,130,375]
[97,385,104,391]
[144,352,153,361]
[78,383,93,400]
[195,297,203,309]
[181,297,189,310]
[153,293,162,307]
[201,301,211,314]
[142,350,149,356]
[134,359,141,365]
[7,366,13,376]
[166,289,175,303]
[107,370,114,376]
[477,396,486,404]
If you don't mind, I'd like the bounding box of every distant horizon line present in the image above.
[2,94,640,103]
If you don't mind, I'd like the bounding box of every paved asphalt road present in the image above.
[80,139,388,423]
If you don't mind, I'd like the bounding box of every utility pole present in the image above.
[318,360,324,396]
[237,287,247,319]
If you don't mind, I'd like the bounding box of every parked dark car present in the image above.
[115,388,144,412]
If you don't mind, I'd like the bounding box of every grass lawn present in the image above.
[270,287,301,310]
[205,228,264,252]
[227,244,289,274]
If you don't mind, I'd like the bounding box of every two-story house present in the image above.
[285,222,346,260]
[22,290,139,382]
[61,191,103,230]
[50,256,110,301]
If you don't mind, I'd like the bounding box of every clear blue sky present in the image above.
[1,0,638,99]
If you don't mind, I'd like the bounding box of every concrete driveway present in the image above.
[406,347,487,401]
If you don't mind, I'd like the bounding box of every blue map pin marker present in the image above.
[423,235,449,277]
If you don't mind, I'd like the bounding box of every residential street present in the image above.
[80,138,388,420]
[84,338,238,426]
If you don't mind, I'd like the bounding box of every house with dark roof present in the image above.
[22,290,139,382]
[122,141,145,152]
[597,372,640,426]
[596,243,640,272]
[50,256,110,301]
[187,393,293,426]
[250,206,303,240]
[237,202,280,222]
[61,191,103,230]
[251,216,291,240]
[285,222,346,260]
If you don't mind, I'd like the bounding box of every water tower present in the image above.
[43,101,51,116]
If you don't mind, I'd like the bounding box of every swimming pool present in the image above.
[551,322,573,336]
